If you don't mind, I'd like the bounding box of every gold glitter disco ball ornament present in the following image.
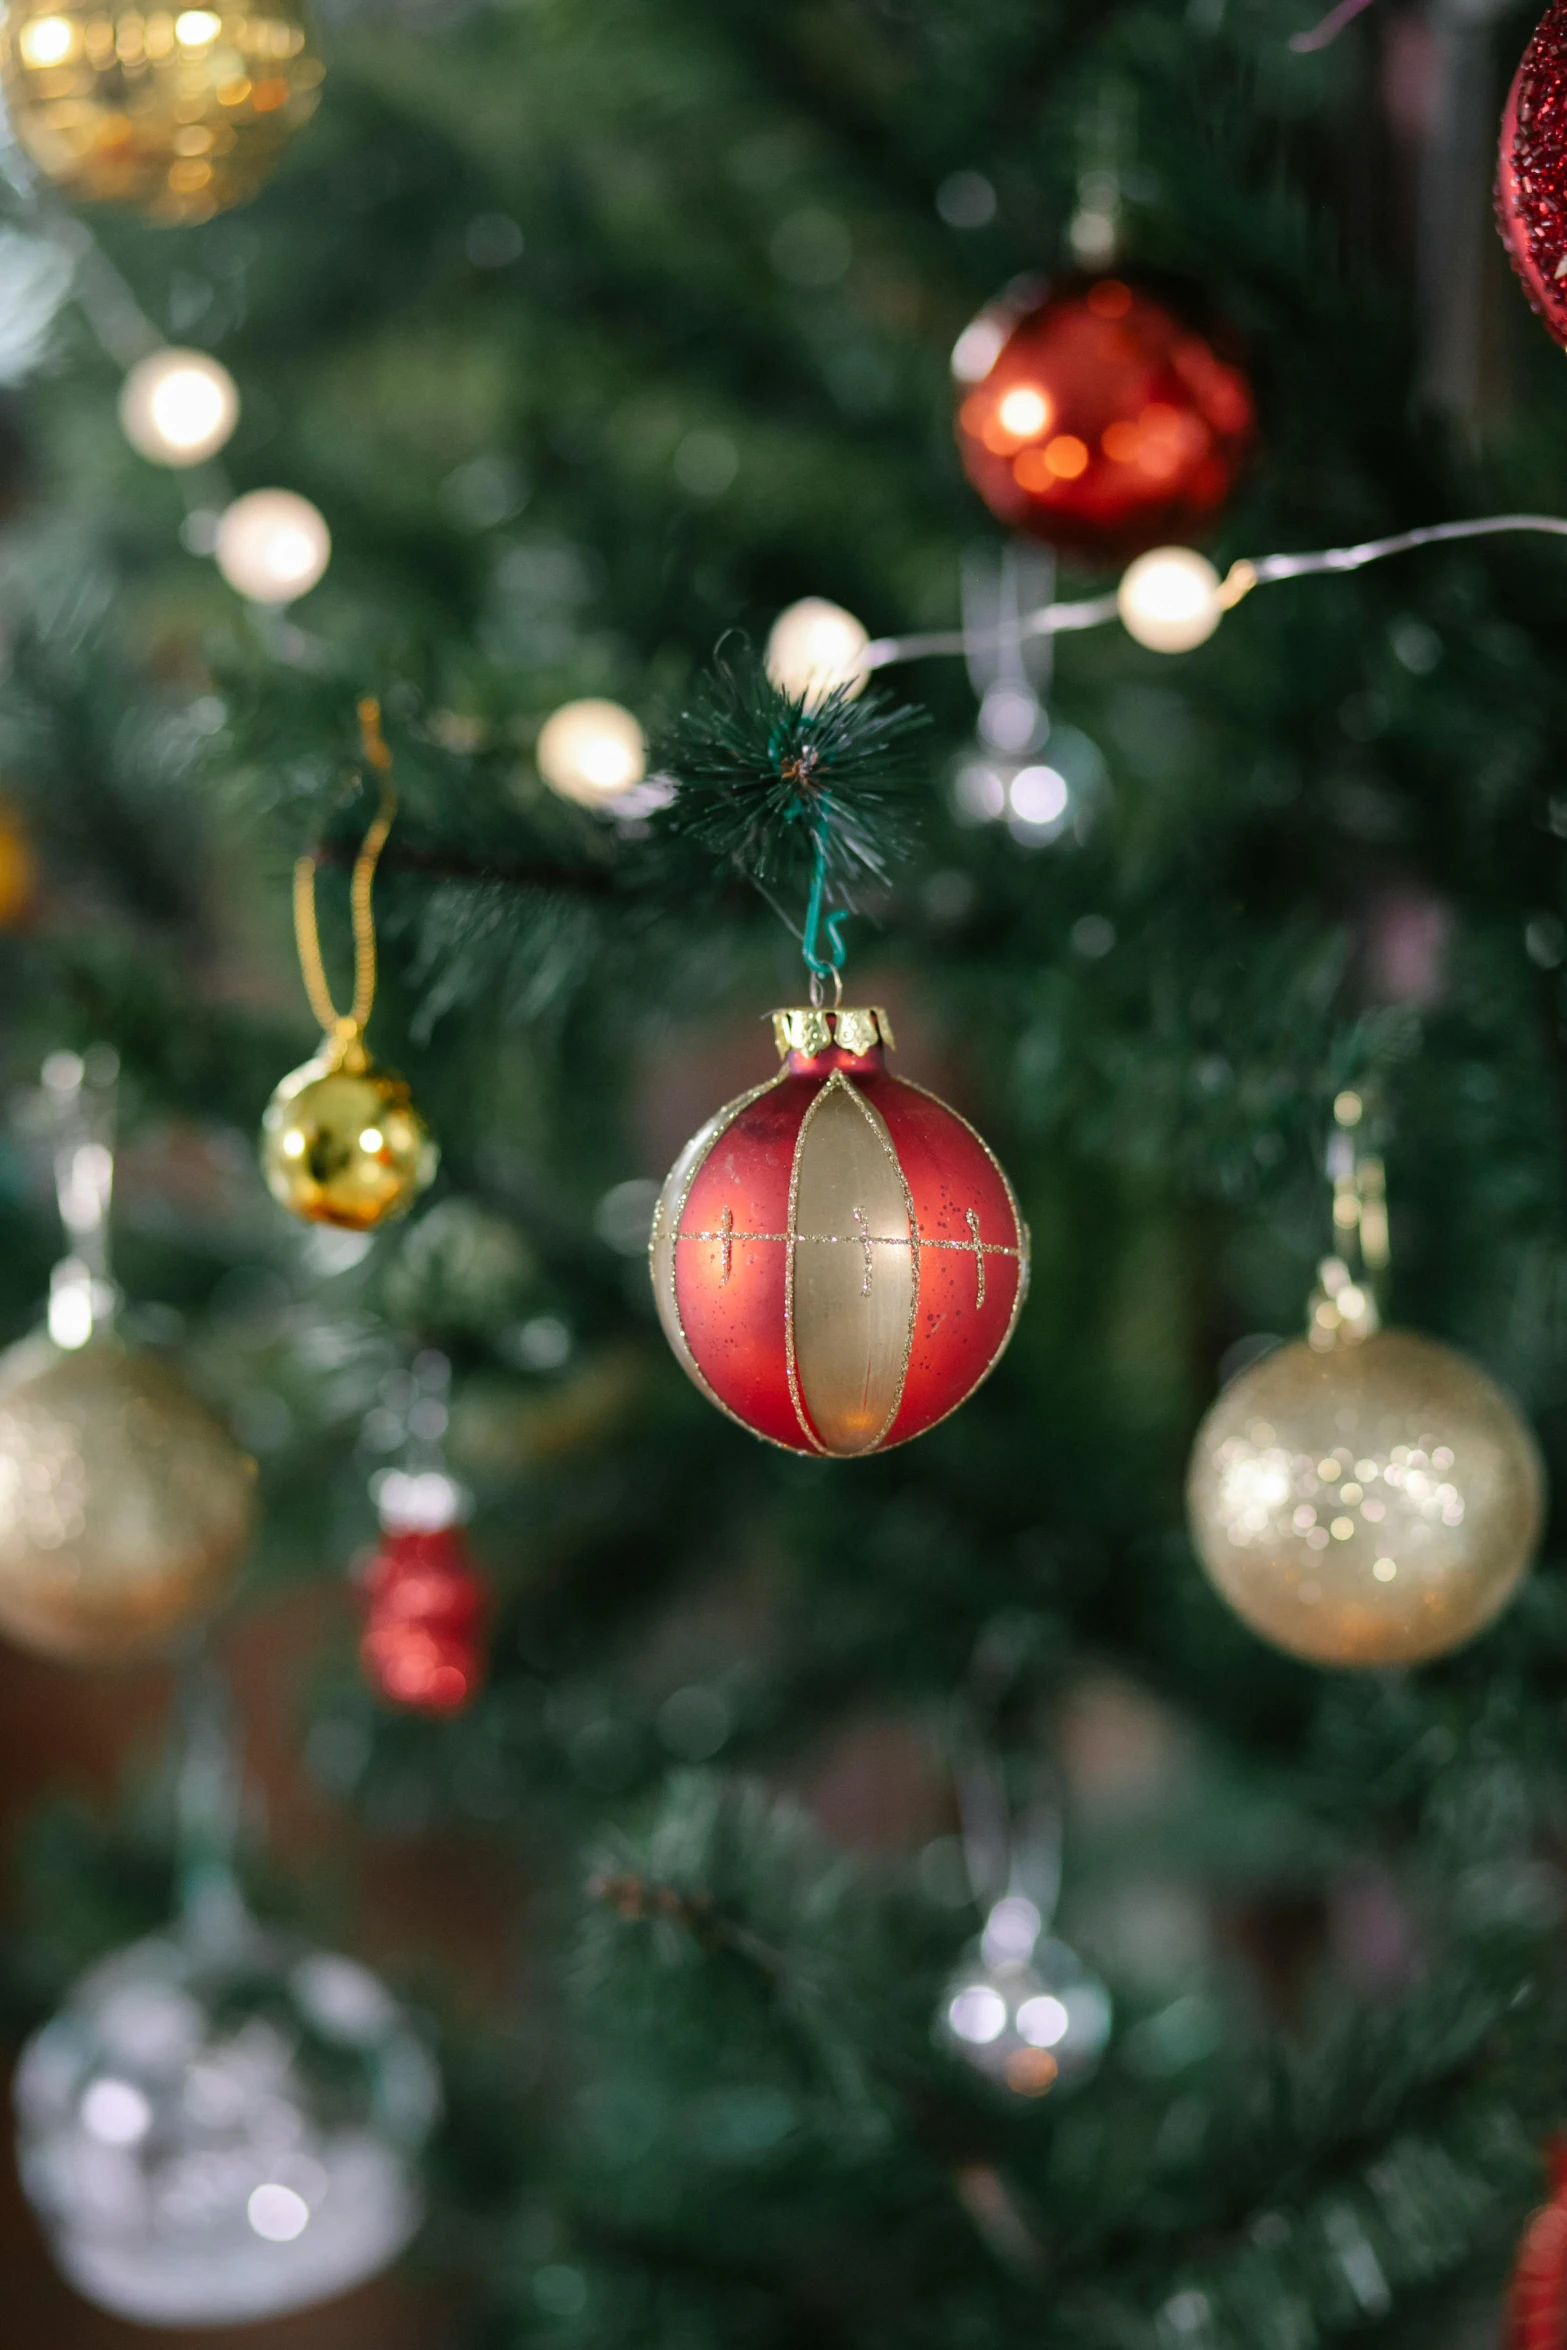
[262,1043,436,1233]
[1187,1096,1544,1669]
[0,1336,256,1664]
[0,1,325,226]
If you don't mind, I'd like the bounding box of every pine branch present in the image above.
[655,646,929,897]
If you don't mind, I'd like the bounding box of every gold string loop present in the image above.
[292,697,398,1071]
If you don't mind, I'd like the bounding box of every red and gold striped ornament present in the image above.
[650,1007,1028,1458]
[1506,2143,1567,2350]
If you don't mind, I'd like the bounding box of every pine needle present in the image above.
[655,644,929,894]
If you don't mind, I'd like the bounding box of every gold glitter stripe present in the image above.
[680,1227,1022,1258]
[783,1079,837,1455]
[835,1075,921,1451]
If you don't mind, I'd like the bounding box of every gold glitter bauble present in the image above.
[0,1337,256,1664]
[1187,1330,1544,1669]
[261,1054,437,1231]
[0,1,324,225]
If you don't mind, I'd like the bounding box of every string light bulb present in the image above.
[765,598,870,707]
[536,699,647,807]
[214,488,330,605]
[119,349,239,467]
[1115,548,1226,653]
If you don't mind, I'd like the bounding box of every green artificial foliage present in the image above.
[657,647,927,897]
[0,1,1565,2346]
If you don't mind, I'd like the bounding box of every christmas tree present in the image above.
[1,0,1567,2344]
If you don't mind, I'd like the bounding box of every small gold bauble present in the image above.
[0,801,37,927]
[262,1054,437,1231]
[0,1338,256,1665]
[0,0,325,225]
[1187,1329,1544,1669]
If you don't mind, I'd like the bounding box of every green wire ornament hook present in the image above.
[800,825,848,1006]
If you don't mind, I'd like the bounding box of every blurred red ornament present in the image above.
[650,1006,1029,1458]
[360,1524,487,1716]
[1498,4,1567,350]
[1506,2141,1567,2350]
[953,276,1255,562]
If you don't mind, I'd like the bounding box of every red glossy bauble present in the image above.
[953,276,1254,561]
[650,1007,1029,1458]
[1506,2143,1567,2350]
[360,1525,487,1715]
[1498,5,1567,350]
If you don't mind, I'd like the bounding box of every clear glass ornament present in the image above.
[934,1672,1113,2099]
[939,1894,1112,2097]
[15,1894,439,2326]
[14,1666,440,2326]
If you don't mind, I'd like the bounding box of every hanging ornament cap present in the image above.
[770,1004,895,1063]
[651,1009,1028,1457]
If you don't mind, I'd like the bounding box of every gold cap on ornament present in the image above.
[770,1006,895,1060]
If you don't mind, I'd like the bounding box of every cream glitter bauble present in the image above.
[1187,1330,1543,1669]
[0,1337,255,1664]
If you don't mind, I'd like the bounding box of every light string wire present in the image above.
[860,514,1567,673]
[1289,0,1377,54]
[292,698,397,1058]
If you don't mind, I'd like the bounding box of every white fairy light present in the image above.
[765,598,870,707]
[119,350,239,467]
[1117,548,1226,654]
[859,515,1567,675]
[214,490,331,606]
[536,699,647,806]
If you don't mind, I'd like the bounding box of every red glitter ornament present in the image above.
[649,1006,1029,1458]
[953,276,1254,562]
[1498,5,1567,351]
[360,1519,487,1716]
[1506,2141,1567,2350]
